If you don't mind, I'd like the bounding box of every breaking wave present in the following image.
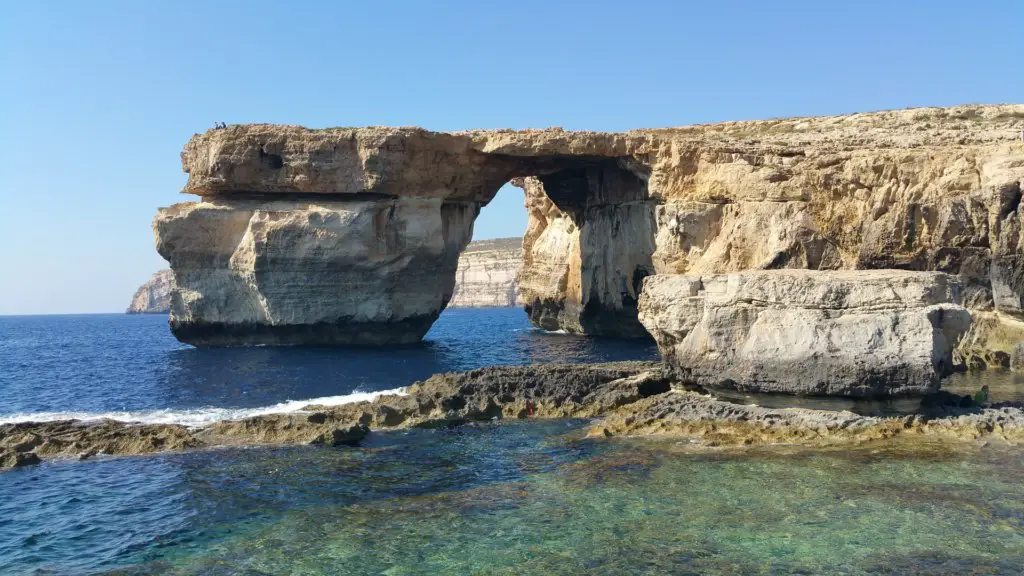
[0,388,406,428]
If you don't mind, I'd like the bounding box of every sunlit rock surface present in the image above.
[155,197,474,346]
[448,237,522,307]
[132,237,522,316]
[638,270,972,397]
[157,105,1024,346]
[1013,342,1024,371]
[126,269,172,314]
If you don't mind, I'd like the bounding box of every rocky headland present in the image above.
[4,361,1023,470]
[19,105,1020,470]
[154,105,1024,353]
[126,269,173,314]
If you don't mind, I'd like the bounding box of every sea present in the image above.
[1,310,1022,574]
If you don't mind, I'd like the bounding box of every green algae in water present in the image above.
[114,422,1024,576]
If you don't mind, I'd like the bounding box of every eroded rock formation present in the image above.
[446,237,522,307]
[156,105,1024,346]
[130,237,522,315]
[126,269,173,314]
[638,270,972,397]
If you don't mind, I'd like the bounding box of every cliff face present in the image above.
[639,270,972,397]
[131,238,522,315]
[448,237,522,307]
[512,107,1024,348]
[126,269,173,314]
[156,105,1024,347]
[155,197,473,345]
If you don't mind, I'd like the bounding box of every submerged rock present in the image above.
[639,270,972,397]
[0,362,667,469]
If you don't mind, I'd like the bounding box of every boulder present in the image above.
[1013,342,1024,371]
[638,270,972,397]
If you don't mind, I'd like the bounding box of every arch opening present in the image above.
[457,156,657,339]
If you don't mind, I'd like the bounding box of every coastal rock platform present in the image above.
[3,362,1022,470]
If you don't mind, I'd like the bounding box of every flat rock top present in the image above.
[180,104,1024,198]
[192,104,1024,154]
[460,237,522,253]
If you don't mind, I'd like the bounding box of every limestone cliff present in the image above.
[156,105,1024,347]
[131,238,521,315]
[639,270,972,397]
[126,269,173,314]
[448,237,522,307]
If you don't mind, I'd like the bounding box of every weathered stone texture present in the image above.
[1012,341,1024,371]
[156,197,474,345]
[131,237,523,316]
[638,270,972,397]
[157,104,1024,345]
[448,237,522,307]
[126,269,173,314]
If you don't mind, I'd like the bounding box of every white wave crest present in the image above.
[0,388,407,428]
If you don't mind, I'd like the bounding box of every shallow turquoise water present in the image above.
[5,420,1021,575]
[2,312,1023,574]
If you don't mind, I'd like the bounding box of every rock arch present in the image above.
[155,106,1024,349]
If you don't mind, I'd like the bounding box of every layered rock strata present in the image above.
[4,361,1022,470]
[444,237,522,307]
[157,105,1024,346]
[638,270,972,397]
[129,237,522,315]
[593,390,1024,447]
[156,197,475,345]
[126,269,173,314]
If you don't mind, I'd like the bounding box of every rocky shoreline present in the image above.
[4,362,1022,471]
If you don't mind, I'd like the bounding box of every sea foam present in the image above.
[0,388,406,428]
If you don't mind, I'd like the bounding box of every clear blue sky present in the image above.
[1,0,1021,314]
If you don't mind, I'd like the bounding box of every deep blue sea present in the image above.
[0,310,656,424]
[2,310,1023,575]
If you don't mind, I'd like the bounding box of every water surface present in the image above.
[1,310,1022,574]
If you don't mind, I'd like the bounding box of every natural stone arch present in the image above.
[155,106,1024,349]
